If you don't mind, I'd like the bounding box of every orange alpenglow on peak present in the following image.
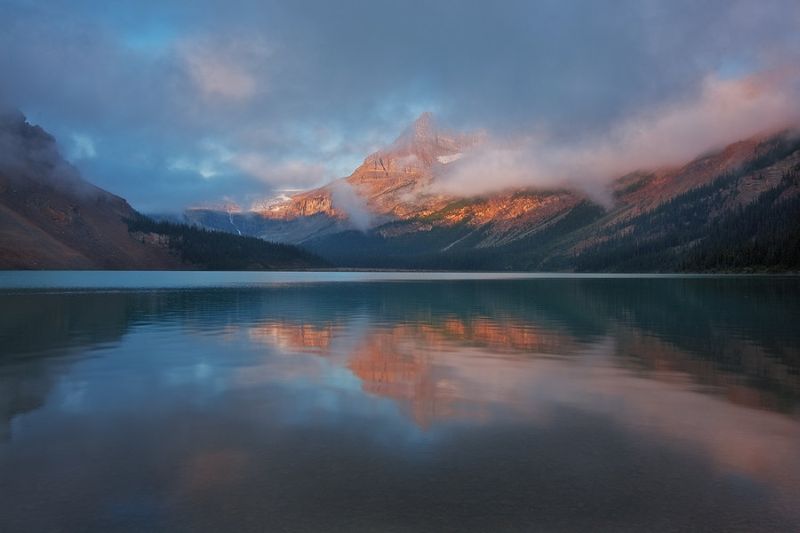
[252,112,485,224]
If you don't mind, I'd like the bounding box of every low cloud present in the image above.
[68,133,97,160]
[0,109,99,199]
[330,181,372,231]
[435,68,800,203]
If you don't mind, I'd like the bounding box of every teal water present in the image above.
[1,273,799,531]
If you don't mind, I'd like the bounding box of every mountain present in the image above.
[185,113,485,241]
[0,109,182,269]
[264,112,482,220]
[0,110,325,270]
[6,110,795,272]
[186,113,800,272]
[187,113,580,247]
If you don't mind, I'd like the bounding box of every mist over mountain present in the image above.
[185,112,800,271]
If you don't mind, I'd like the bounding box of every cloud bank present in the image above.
[0,0,798,210]
[435,68,800,201]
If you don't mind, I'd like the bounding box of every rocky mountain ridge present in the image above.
[185,113,800,271]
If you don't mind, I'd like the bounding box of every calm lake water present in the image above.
[1,272,799,532]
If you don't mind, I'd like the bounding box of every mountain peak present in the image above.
[374,111,484,168]
[411,111,435,136]
[395,112,438,149]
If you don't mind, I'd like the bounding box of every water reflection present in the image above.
[0,277,799,531]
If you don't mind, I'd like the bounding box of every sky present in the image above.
[1,0,799,212]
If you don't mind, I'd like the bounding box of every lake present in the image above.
[1,272,799,532]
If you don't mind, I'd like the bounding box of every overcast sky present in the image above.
[1,0,799,211]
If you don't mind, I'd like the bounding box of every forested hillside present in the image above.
[126,215,327,270]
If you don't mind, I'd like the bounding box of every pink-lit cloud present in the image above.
[435,68,800,203]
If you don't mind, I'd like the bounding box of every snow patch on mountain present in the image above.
[437,153,463,165]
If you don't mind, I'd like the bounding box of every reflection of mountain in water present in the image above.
[343,319,583,428]
[2,277,798,439]
[0,292,136,439]
[2,277,800,530]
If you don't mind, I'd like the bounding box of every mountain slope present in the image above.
[126,215,326,270]
[0,110,183,269]
[0,110,325,270]
[564,136,800,272]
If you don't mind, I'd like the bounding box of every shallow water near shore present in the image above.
[1,272,799,531]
